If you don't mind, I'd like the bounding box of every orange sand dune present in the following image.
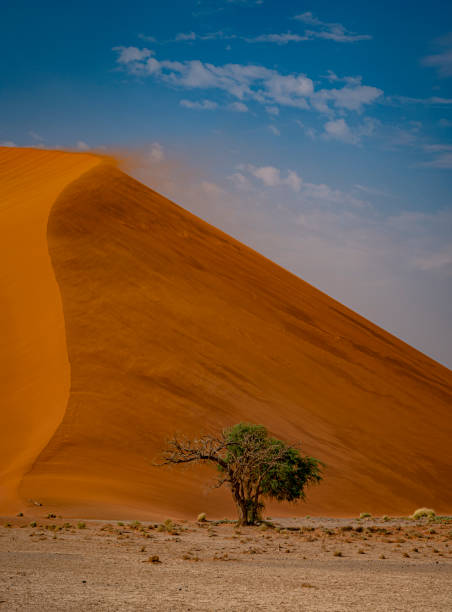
[1,147,451,519]
[0,148,102,512]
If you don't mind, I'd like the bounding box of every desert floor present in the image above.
[0,514,451,611]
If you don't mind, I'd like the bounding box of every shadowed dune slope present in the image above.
[1,148,451,519]
[0,148,102,511]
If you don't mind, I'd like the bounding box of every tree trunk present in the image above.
[233,495,260,526]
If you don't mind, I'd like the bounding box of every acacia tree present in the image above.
[159,423,323,525]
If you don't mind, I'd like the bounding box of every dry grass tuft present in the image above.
[411,508,436,520]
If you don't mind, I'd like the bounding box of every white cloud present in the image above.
[176,32,197,41]
[0,141,16,147]
[293,11,372,43]
[175,30,237,42]
[228,172,252,190]
[113,46,153,64]
[265,106,279,116]
[138,34,156,43]
[180,98,218,110]
[312,83,383,113]
[421,152,452,168]
[423,144,452,153]
[285,170,302,193]
[422,49,452,77]
[323,118,358,144]
[414,247,452,272]
[29,131,44,142]
[244,13,371,45]
[268,125,280,136]
[251,165,282,186]
[228,101,248,112]
[422,34,452,78]
[149,142,165,162]
[114,48,382,116]
[76,140,90,151]
[243,165,303,193]
[246,32,308,44]
[391,95,452,106]
[322,117,378,145]
[201,180,224,198]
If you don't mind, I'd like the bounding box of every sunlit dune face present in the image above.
[0,147,102,511]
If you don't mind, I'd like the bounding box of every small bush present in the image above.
[411,508,436,520]
[30,521,37,528]
[197,513,207,522]
[333,550,343,557]
[359,513,372,519]
[77,522,86,529]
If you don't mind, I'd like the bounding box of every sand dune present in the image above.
[1,147,451,519]
[0,148,101,512]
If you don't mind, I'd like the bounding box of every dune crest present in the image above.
[0,148,102,511]
[1,147,451,519]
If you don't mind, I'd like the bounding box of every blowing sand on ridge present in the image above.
[1,145,452,522]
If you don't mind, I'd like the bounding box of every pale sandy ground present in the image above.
[0,515,451,611]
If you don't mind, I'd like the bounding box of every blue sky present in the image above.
[2,0,452,366]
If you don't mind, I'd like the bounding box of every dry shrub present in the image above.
[411,508,436,520]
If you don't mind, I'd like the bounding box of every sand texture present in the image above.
[0,515,451,611]
[0,146,451,519]
[0,148,102,512]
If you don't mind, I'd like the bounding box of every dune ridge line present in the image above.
[0,147,104,511]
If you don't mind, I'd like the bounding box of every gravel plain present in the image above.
[1,515,451,611]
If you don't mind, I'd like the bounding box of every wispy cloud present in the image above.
[293,11,372,43]
[114,48,383,116]
[421,32,452,78]
[76,140,90,150]
[175,30,237,42]
[229,101,248,112]
[246,32,308,44]
[239,164,302,192]
[390,95,452,106]
[322,117,378,145]
[421,152,452,168]
[244,12,371,45]
[180,98,218,110]
[138,34,157,43]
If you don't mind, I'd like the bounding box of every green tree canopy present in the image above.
[160,422,323,525]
